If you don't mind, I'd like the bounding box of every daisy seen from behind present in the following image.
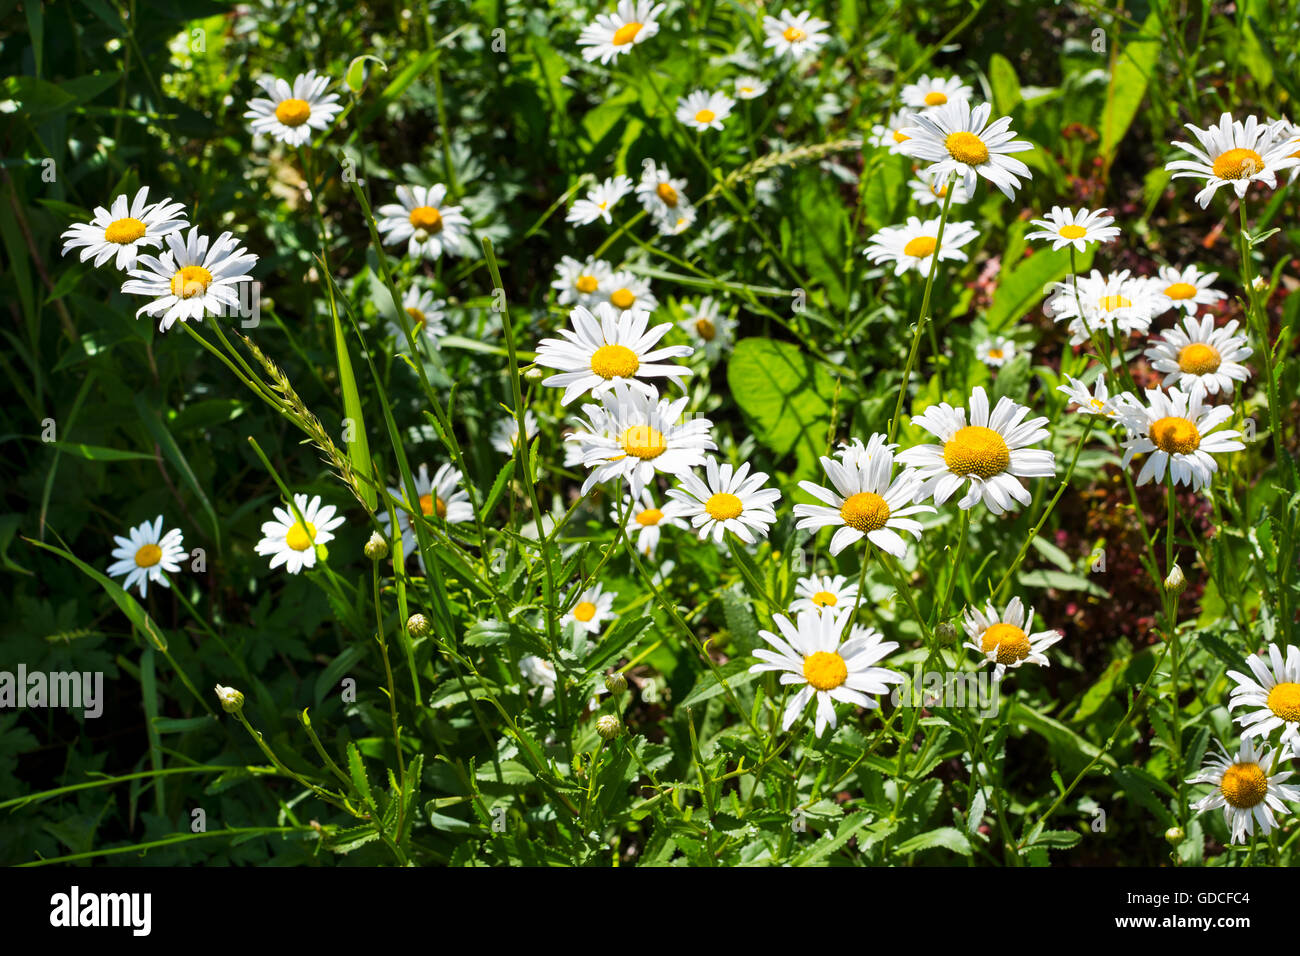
[375,184,470,260]
[107,515,185,598]
[243,70,343,146]
[255,493,345,575]
[59,186,187,272]
[666,455,781,545]
[962,596,1062,679]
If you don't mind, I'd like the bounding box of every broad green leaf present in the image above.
[727,337,838,477]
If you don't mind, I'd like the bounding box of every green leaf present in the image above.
[346,54,388,93]
[894,826,973,857]
[727,337,837,477]
[1099,13,1160,163]
[347,742,376,812]
[987,245,1093,332]
[133,393,221,550]
[988,54,1022,115]
[56,442,155,462]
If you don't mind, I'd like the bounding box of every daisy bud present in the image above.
[1163,564,1186,596]
[214,684,244,714]
[364,531,388,561]
[604,672,628,695]
[407,613,431,638]
[524,366,544,383]
[935,621,959,646]
[596,714,622,740]
[1164,826,1184,844]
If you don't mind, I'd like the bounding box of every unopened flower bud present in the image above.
[596,714,622,740]
[604,672,628,695]
[935,621,959,646]
[524,366,544,383]
[364,531,388,561]
[407,613,430,638]
[1164,826,1184,845]
[1163,564,1186,596]
[215,684,244,713]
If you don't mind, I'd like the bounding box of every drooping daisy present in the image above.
[1188,738,1300,845]
[677,297,733,360]
[616,487,688,557]
[1151,264,1227,316]
[1166,112,1300,208]
[676,90,734,132]
[599,270,658,316]
[1144,315,1252,398]
[254,493,345,575]
[636,161,692,227]
[59,186,188,272]
[566,175,634,226]
[386,462,474,560]
[794,442,933,556]
[567,384,715,497]
[1226,643,1300,749]
[1057,373,1126,418]
[490,410,539,455]
[666,456,781,545]
[863,216,979,276]
[1115,386,1244,491]
[962,596,1062,679]
[868,109,919,154]
[577,0,665,64]
[789,574,859,616]
[387,286,447,344]
[533,303,692,405]
[896,386,1055,515]
[733,76,768,100]
[561,582,616,636]
[551,255,613,307]
[907,167,971,207]
[761,10,831,60]
[975,335,1017,367]
[901,74,972,111]
[1025,206,1120,252]
[243,70,343,147]
[519,655,558,705]
[107,516,185,598]
[900,100,1033,199]
[120,227,258,332]
[375,184,471,260]
[749,607,902,736]
[1047,269,1162,346]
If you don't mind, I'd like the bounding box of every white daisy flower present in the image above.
[656,203,697,236]
[1144,314,1252,398]
[1166,112,1300,208]
[868,109,919,154]
[59,186,187,272]
[907,166,972,206]
[636,160,692,227]
[615,487,688,557]
[896,386,1055,515]
[566,175,634,226]
[761,9,831,60]
[1227,643,1300,750]
[567,384,715,497]
[733,75,768,100]
[749,607,902,736]
[1056,373,1127,418]
[1115,386,1244,491]
[561,582,616,636]
[1188,738,1300,845]
[386,463,474,561]
[677,296,733,360]
[863,216,979,276]
[676,90,734,132]
[1047,269,1162,346]
[794,442,933,556]
[1025,206,1120,252]
[387,286,447,344]
[666,455,781,545]
[963,596,1061,679]
[243,70,343,147]
[551,255,614,307]
[533,303,692,405]
[599,269,658,316]
[834,433,897,470]
[519,655,558,704]
[975,336,1017,367]
[107,515,186,598]
[120,227,258,332]
[900,74,973,111]
[577,0,665,65]
[375,184,471,260]
[899,100,1033,199]
[789,573,859,616]
[254,493,345,575]
[490,410,539,455]
[1151,264,1227,316]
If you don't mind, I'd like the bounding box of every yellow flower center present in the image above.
[782,26,806,42]
[1177,342,1221,375]
[930,183,949,198]
[705,492,743,521]
[655,182,679,207]
[408,205,443,233]
[1220,762,1268,809]
[695,317,717,341]
[285,521,317,552]
[609,288,637,310]
[903,235,938,258]
[574,601,598,622]
[636,508,663,526]
[134,543,162,568]
[694,109,716,124]
[612,22,642,45]
[620,425,667,459]
[943,425,1010,479]
[1266,682,1300,722]
[981,622,1030,664]
[1089,397,1108,412]
[104,217,147,244]
[1098,294,1132,312]
[987,348,1004,359]
[170,265,213,299]
[274,97,312,127]
[590,343,639,379]
[1058,224,1088,240]
[575,274,600,294]
[1211,147,1265,181]
[944,130,989,165]
[419,493,448,518]
[802,651,848,691]
[839,491,890,532]
[1165,281,1198,300]
[812,590,838,607]
[1150,416,1200,455]
[892,129,910,144]
[406,306,427,333]
[923,90,948,106]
